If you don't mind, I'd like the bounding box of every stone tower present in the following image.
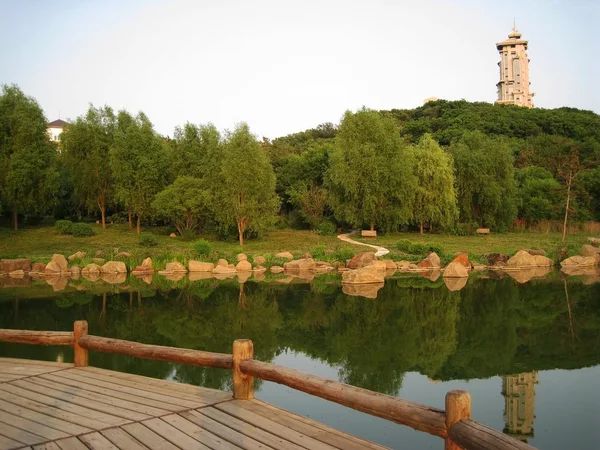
[496,24,534,108]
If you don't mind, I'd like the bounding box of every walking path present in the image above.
[337,231,390,257]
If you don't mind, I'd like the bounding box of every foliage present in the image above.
[515,166,562,222]
[71,222,95,237]
[396,239,412,252]
[193,239,212,257]
[54,220,74,235]
[408,243,428,255]
[138,232,158,247]
[326,108,415,231]
[317,220,337,236]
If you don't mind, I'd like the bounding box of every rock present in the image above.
[253,256,266,265]
[407,263,420,271]
[213,265,237,274]
[417,259,433,269]
[533,255,553,267]
[169,233,177,238]
[487,253,508,266]
[588,237,600,246]
[417,252,440,269]
[161,272,186,281]
[383,259,397,270]
[342,283,384,299]
[507,266,552,284]
[46,276,68,292]
[236,260,252,271]
[95,250,103,257]
[444,277,468,291]
[365,261,387,270]
[132,257,154,274]
[561,265,597,277]
[217,259,230,267]
[451,253,471,269]
[396,260,411,270]
[68,251,86,262]
[9,269,25,278]
[253,271,266,281]
[301,252,312,259]
[101,273,127,284]
[100,261,127,274]
[45,254,69,274]
[0,258,32,273]
[69,266,81,276]
[443,262,469,278]
[523,249,546,256]
[476,228,490,234]
[92,258,105,264]
[473,264,487,271]
[422,269,441,282]
[270,266,285,273]
[580,244,600,264]
[506,250,537,268]
[237,272,251,284]
[189,261,214,272]
[275,252,294,260]
[252,265,267,273]
[81,263,101,274]
[347,252,377,269]
[342,267,385,284]
[165,262,187,273]
[188,272,212,281]
[284,258,316,271]
[236,253,248,262]
[30,262,46,274]
[560,255,596,267]
[117,252,132,258]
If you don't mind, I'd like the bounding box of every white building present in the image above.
[47,119,68,143]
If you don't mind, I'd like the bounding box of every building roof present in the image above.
[47,119,69,128]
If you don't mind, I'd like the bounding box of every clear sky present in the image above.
[1,0,598,138]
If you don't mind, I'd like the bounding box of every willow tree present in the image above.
[209,123,279,246]
[411,134,458,233]
[326,108,415,231]
[61,105,115,228]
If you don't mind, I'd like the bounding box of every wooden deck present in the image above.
[0,358,387,450]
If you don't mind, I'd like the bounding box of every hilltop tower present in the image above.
[502,372,538,442]
[496,24,534,108]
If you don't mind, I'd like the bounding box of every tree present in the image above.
[0,85,59,231]
[169,123,221,180]
[61,105,115,228]
[411,134,458,233]
[325,108,415,231]
[515,166,562,223]
[152,176,209,236]
[110,111,169,234]
[208,123,279,246]
[450,131,518,231]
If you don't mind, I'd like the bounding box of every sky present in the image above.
[1,0,598,138]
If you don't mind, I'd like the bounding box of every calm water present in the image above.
[1,272,599,449]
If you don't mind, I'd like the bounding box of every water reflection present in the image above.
[502,372,538,443]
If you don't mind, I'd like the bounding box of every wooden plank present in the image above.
[0,330,73,346]
[9,379,143,423]
[27,376,169,417]
[71,368,228,405]
[0,421,46,446]
[100,428,149,450]
[54,437,88,450]
[0,391,105,431]
[141,418,211,449]
[77,335,232,369]
[120,423,180,450]
[197,407,304,450]
[33,443,62,450]
[0,365,54,376]
[51,371,200,409]
[237,400,387,450]
[78,432,119,450]
[0,410,70,441]
[39,373,184,413]
[180,410,274,450]
[215,401,337,450]
[0,383,126,428]
[448,419,538,450]
[0,359,72,369]
[240,360,448,438]
[0,433,24,450]
[0,398,92,436]
[161,414,241,450]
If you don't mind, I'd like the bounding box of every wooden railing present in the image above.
[0,322,537,450]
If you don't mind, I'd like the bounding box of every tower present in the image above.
[496,24,534,108]
[502,372,538,442]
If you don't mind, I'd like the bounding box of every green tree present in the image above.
[411,134,458,233]
[152,176,209,236]
[515,166,562,223]
[61,105,115,228]
[0,85,59,230]
[450,131,518,231]
[326,108,415,231]
[169,123,221,180]
[208,123,279,246]
[110,111,169,234]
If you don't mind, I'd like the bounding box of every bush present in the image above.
[408,243,428,255]
[55,220,73,235]
[317,221,337,236]
[396,239,412,252]
[194,239,212,257]
[425,243,444,256]
[138,232,158,247]
[71,223,95,237]
[309,245,327,260]
[180,230,197,241]
[333,247,355,262]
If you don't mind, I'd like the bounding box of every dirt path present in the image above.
[337,231,390,257]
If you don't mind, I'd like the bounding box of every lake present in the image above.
[1,271,599,449]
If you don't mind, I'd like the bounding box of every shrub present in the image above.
[138,232,158,247]
[333,247,355,262]
[71,223,95,237]
[408,243,428,255]
[194,239,212,257]
[55,220,73,235]
[180,230,197,241]
[317,221,337,236]
[426,243,444,256]
[396,239,412,252]
[309,245,327,260]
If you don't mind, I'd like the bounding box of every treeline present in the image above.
[1,84,599,243]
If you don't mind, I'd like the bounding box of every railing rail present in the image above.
[0,321,538,450]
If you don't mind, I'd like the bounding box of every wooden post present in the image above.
[73,320,89,367]
[445,390,472,450]
[233,339,254,399]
